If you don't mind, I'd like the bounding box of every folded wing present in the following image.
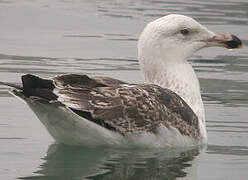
[52,74,200,138]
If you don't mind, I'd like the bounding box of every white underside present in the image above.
[19,94,205,148]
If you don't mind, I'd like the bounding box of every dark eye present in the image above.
[180,28,190,35]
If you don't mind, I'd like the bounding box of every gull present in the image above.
[0,14,241,147]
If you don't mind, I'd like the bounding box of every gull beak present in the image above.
[205,33,242,49]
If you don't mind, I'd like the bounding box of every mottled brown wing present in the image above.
[16,74,125,101]
[53,74,126,89]
[53,75,200,138]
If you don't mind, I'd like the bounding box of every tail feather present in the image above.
[0,81,23,90]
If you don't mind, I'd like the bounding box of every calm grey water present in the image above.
[0,0,248,179]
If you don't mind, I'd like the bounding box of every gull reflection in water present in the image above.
[19,144,205,180]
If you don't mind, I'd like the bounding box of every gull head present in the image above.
[138,14,242,63]
[137,15,242,131]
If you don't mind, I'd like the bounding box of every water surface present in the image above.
[0,0,248,179]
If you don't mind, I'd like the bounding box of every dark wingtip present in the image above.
[21,74,56,100]
[22,74,40,89]
[22,74,54,89]
[225,34,242,49]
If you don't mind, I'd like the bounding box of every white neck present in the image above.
[139,54,207,138]
[136,14,213,140]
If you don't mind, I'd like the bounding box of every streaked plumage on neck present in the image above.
[138,14,241,141]
[138,14,218,139]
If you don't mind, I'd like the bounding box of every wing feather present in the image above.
[52,75,200,138]
[2,73,200,138]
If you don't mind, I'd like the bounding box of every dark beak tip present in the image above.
[225,34,242,49]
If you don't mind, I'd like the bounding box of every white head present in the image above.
[138,14,241,65]
[138,14,241,90]
[138,14,241,139]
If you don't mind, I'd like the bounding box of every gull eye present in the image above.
[180,28,190,35]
